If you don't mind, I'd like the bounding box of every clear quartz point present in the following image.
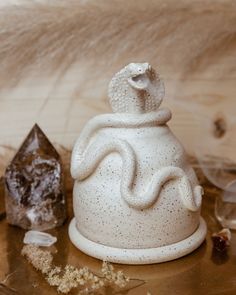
[215,180,236,230]
[23,230,57,247]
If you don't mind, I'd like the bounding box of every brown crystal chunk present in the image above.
[5,124,67,230]
[211,228,231,252]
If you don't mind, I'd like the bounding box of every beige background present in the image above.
[0,1,235,182]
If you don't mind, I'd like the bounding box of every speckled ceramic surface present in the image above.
[69,63,207,264]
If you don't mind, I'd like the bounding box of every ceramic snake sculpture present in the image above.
[71,63,203,211]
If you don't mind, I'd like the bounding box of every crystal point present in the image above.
[5,124,67,230]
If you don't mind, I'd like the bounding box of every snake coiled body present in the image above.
[71,108,202,211]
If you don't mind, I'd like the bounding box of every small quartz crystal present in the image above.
[5,124,67,230]
[23,230,57,247]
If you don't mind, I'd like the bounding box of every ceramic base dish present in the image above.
[69,217,207,264]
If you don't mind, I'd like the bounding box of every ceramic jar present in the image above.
[69,63,207,264]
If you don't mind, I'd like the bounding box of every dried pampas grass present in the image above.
[0,0,235,88]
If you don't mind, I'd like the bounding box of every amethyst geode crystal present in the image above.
[5,124,67,230]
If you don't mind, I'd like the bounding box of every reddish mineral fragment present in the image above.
[211,228,231,252]
[5,124,67,230]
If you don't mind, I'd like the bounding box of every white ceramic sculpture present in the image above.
[69,63,207,264]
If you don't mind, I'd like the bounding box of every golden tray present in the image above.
[0,182,235,295]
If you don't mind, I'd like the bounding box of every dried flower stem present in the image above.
[21,245,129,294]
[21,244,53,274]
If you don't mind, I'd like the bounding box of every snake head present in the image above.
[108,62,165,113]
[127,62,154,90]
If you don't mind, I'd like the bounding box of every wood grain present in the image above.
[0,1,235,182]
[0,66,235,180]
